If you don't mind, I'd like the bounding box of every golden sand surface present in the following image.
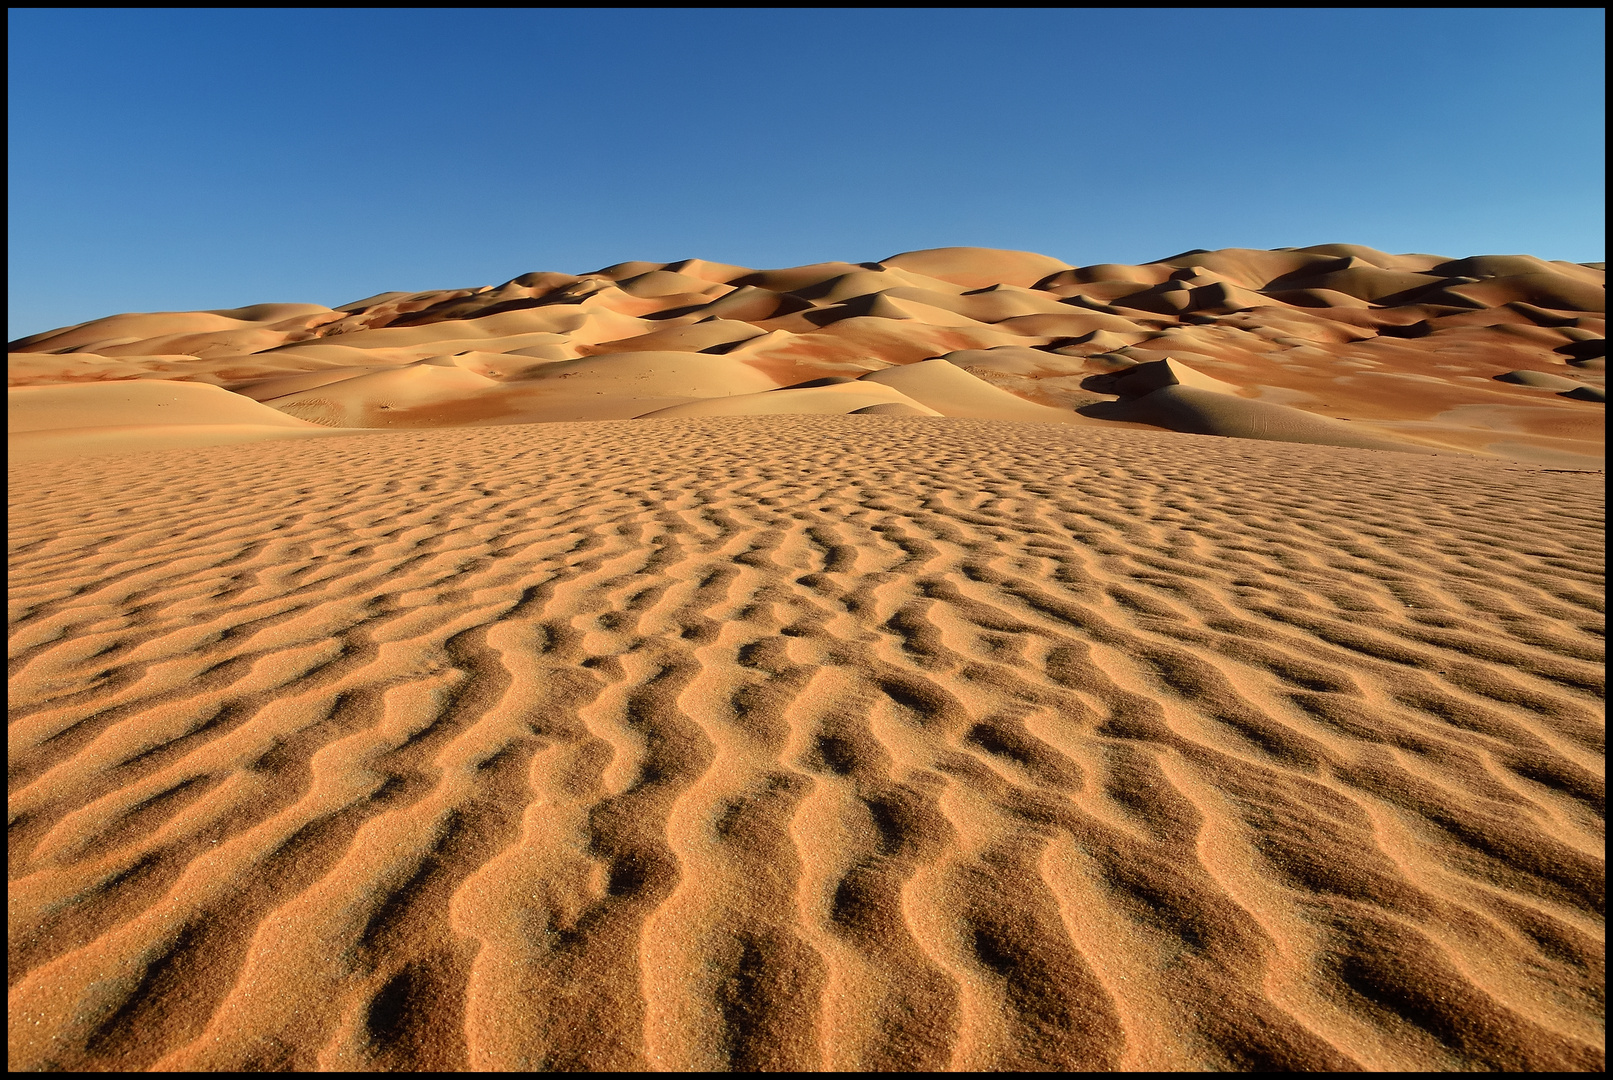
[7,416,1604,1071]
[7,245,1606,1070]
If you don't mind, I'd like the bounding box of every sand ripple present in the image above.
[7,417,1604,1070]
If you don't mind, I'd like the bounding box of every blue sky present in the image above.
[8,8,1605,340]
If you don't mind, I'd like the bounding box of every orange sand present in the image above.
[8,244,1603,466]
[7,247,1606,1071]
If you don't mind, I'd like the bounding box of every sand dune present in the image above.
[231,366,397,402]
[1085,385,1440,453]
[7,417,1603,1071]
[858,358,1086,423]
[8,382,323,434]
[880,246,1073,289]
[638,381,942,418]
[1497,369,1592,393]
[7,382,356,461]
[7,246,1607,1071]
[9,243,1601,465]
[263,362,500,428]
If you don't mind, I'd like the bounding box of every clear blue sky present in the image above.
[8,8,1605,341]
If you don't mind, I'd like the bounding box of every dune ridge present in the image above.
[8,416,1604,1072]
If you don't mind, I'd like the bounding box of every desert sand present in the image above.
[7,246,1606,1071]
[8,243,1604,465]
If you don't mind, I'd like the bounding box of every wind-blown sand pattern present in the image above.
[7,246,1607,1071]
[8,416,1604,1071]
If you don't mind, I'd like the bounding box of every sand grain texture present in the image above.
[8,416,1604,1072]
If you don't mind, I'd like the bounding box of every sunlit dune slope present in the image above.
[7,382,356,462]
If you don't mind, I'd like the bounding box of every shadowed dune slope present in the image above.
[8,416,1603,1072]
[1084,385,1442,453]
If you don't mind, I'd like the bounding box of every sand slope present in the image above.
[638,382,943,418]
[8,382,329,434]
[858,359,1086,423]
[10,244,1603,465]
[7,383,358,461]
[7,417,1603,1072]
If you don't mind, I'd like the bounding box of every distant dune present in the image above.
[8,248,1605,1071]
[9,244,1603,466]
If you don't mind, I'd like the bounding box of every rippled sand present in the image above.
[8,416,1604,1070]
